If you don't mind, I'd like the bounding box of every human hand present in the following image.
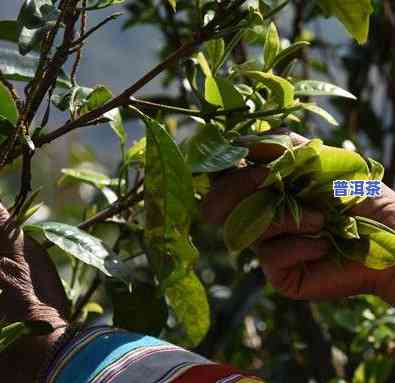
[0,202,70,382]
[201,133,395,306]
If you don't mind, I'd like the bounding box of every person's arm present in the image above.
[0,202,266,383]
[0,203,70,382]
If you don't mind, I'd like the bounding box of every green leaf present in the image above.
[204,76,245,127]
[166,271,210,348]
[340,217,395,270]
[110,281,168,337]
[79,85,112,115]
[143,113,197,280]
[0,20,19,44]
[52,86,93,112]
[272,41,310,72]
[60,168,120,189]
[298,145,371,206]
[0,322,30,353]
[184,124,248,173]
[104,108,126,145]
[0,47,71,87]
[286,194,301,229]
[205,76,245,109]
[167,0,177,12]
[263,22,280,70]
[125,137,146,166]
[300,102,339,126]
[24,222,131,284]
[18,25,49,56]
[243,71,295,108]
[367,157,385,181]
[205,39,225,74]
[294,80,356,99]
[0,83,18,125]
[318,0,374,44]
[17,0,59,55]
[86,0,124,11]
[15,187,42,225]
[224,189,283,254]
[143,113,209,345]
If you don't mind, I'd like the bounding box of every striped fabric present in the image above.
[45,326,265,383]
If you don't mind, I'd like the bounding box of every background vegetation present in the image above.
[0,1,395,382]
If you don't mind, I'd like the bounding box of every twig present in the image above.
[5,0,251,162]
[78,182,144,230]
[129,98,250,117]
[71,0,88,86]
[70,12,123,49]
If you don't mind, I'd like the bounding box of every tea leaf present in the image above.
[224,189,283,254]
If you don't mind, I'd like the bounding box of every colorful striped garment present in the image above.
[44,326,264,383]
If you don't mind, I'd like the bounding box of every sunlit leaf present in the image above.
[243,71,295,107]
[301,102,339,126]
[263,22,280,70]
[143,113,209,345]
[25,222,131,284]
[79,85,112,115]
[166,271,210,347]
[105,108,126,145]
[205,75,245,127]
[125,137,146,166]
[272,41,310,72]
[294,80,356,99]
[86,0,124,11]
[205,39,225,74]
[0,47,71,87]
[60,168,120,189]
[224,189,283,254]
[167,0,176,12]
[318,0,374,44]
[184,124,248,173]
[0,83,18,125]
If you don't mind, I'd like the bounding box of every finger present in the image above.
[247,130,309,163]
[294,258,374,300]
[257,237,330,270]
[201,166,268,225]
[260,206,325,241]
[268,128,309,146]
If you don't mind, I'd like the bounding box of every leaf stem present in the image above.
[129,98,250,117]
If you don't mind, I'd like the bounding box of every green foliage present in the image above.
[0,47,71,86]
[1,1,393,380]
[318,0,374,44]
[183,123,248,173]
[0,83,18,125]
[25,222,132,285]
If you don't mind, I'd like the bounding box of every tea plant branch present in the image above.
[128,98,250,117]
[71,0,88,86]
[70,12,123,51]
[22,1,250,148]
[5,0,250,163]
[78,181,144,231]
[3,1,82,214]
